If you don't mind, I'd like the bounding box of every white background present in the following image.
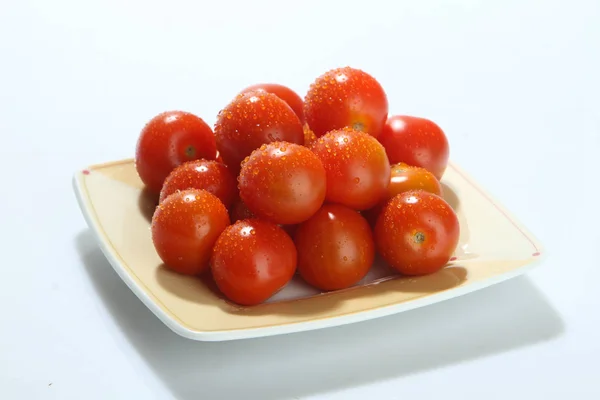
[1,0,599,399]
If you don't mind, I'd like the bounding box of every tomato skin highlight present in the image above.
[151,189,230,276]
[378,115,450,180]
[211,219,297,306]
[295,204,375,291]
[214,91,304,173]
[215,150,224,164]
[304,67,388,138]
[159,159,237,208]
[309,128,391,211]
[135,111,217,194]
[238,141,327,225]
[374,190,460,276]
[240,83,305,123]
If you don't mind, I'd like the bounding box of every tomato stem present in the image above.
[414,231,425,244]
[352,122,365,131]
[185,145,196,158]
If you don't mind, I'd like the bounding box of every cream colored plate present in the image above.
[73,159,544,341]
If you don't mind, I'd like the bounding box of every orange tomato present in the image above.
[364,162,442,225]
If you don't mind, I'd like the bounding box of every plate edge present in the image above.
[447,161,545,256]
[72,172,202,341]
[72,163,546,342]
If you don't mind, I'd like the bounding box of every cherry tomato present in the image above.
[159,159,237,208]
[378,115,450,180]
[240,83,304,123]
[135,111,217,194]
[309,128,390,210]
[364,162,443,225]
[211,219,297,306]
[374,190,459,276]
[214,91,304,173]
[295,204,374,291]
[304,67,388,138]
[238,141,326,225]
[386,162,443,197]
[152,189,230,276]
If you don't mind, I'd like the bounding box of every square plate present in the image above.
[73,159,544,341]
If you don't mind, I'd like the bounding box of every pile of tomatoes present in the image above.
[135,66,460,306]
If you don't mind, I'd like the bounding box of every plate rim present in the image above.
[72,160,545,341]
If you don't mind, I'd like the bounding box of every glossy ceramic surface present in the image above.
[73,159,544,341]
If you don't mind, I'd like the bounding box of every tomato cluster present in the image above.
[135,67,459,306]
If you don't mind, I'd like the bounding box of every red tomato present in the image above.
[364,162,443,225]
[211,219,297,306]
[309,128,391,210]
[159,159,237,208]
[152,189,230,276]
[214,91,304,172]
[238,141,326,225]
[378,115,450,180]
[240,83,304,123]
[295,204,374,291]
[374,190,459,275]
[304,67,388,138]
[135,111,217,194]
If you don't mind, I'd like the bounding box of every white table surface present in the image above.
[2,0,599,399]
